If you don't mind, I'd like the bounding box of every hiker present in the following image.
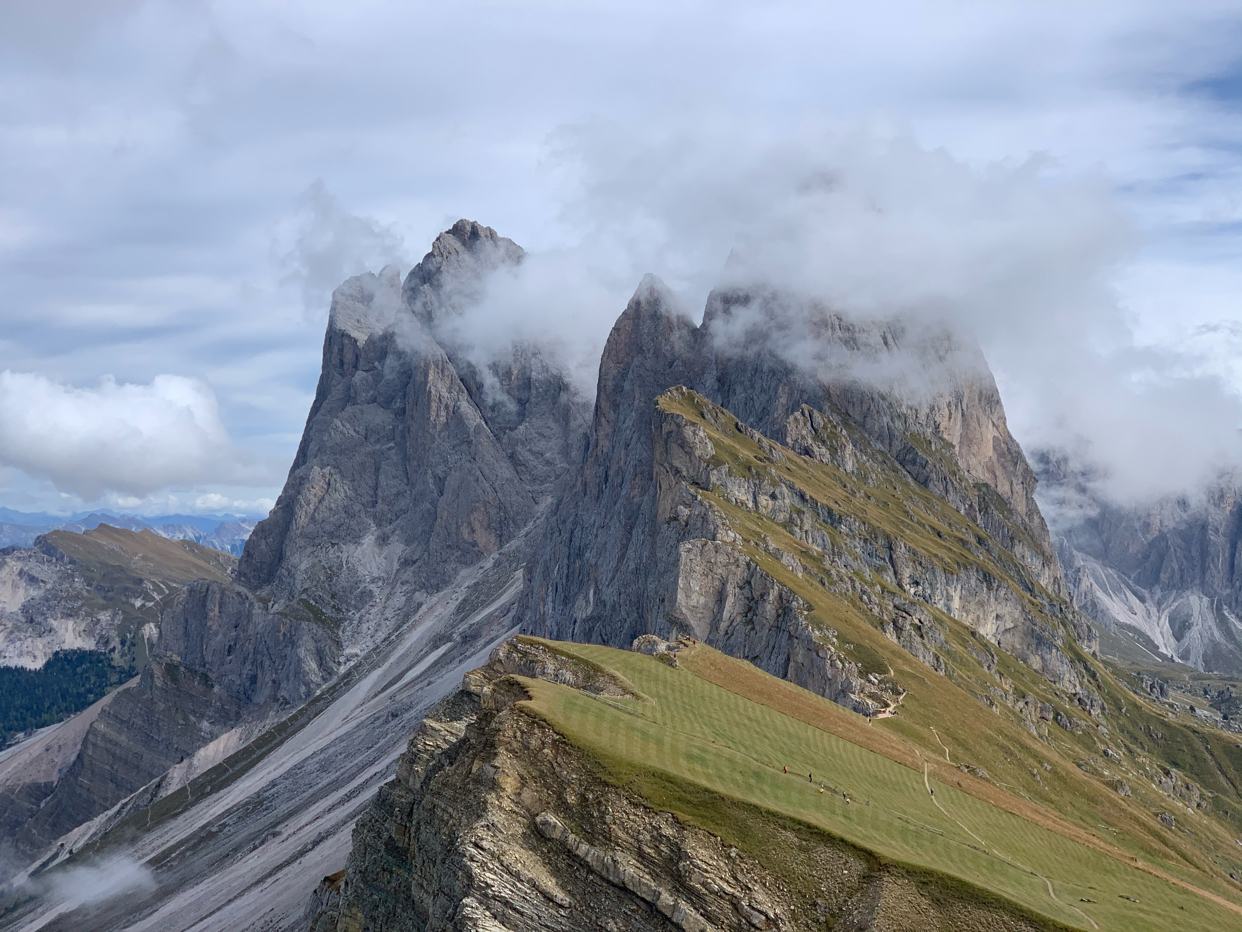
[809,773,813,782]
[783,766,787,774]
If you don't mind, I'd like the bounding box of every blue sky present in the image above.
[0,0,1238,516]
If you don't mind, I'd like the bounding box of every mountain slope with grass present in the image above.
[311,637,1242,932]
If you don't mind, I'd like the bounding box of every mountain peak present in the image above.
[402,219,524,323]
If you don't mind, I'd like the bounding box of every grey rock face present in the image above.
[241,221,587,622]
[156,579,338,708]
[522,278,1083,708]
[1,221,589,884]
[0,546,110,669]
[307,639,1055,932]
[1037,453,1242,673]
[4,579,335,863]
[699,288,1061,593]
[9,659,244,859]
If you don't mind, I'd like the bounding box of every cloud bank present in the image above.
[0,1,1235,512]
[43,856,155,910]
[0,371,256,500]
[441,119,1241,503]
[284,181,409,316]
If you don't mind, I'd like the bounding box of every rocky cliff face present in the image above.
[241,220,586,638]
[3,578,337,862]
[308,639,1054,932]
[1036,454,1242,673]
[522,278,1085,711]
[698,288,1061,594]
[0,221,589,886]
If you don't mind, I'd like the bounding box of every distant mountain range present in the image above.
[1034,452,1242,676]
[0,508,257,555]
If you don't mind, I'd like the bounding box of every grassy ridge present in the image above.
[518,639,1242,932]
[654,388,1242,895]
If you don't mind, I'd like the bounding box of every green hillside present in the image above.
[643,388,1242,898]
[517,638,1242,932]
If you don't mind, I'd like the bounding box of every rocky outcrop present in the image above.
[3,577,336,862]
[1036,453,1242,673]
[8,658,243,858]
[241,221,587,633]
[306,639,1058,932]
[522,278,1086,710]
[0,525,236,670]
[0,221,589,884]
[698,288,1062,594]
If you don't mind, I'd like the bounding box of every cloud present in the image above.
[439,118,1241,502]
[0,0,1237,514]
[0,371,258,500]
[433,247,628,395]
[284,181,408,314]
[42,856,155,910]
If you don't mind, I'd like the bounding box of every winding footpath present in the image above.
[919,755,1098,930]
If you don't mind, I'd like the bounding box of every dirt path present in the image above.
[922,761,987,847]
[929,726,951,763]
[922,761,1098,929]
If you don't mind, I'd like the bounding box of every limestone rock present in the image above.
[306,640,1060,932]
[1038,453,1242,674]
[521,278,1087,708]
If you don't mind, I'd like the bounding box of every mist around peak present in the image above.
[381,119,1238,506]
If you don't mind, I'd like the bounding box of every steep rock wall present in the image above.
[1037,454,1242,673]
[522,278,1086,711]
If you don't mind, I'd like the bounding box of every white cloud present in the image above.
[191,491,274,515]
[0,371,257,500]
[443,118,1241,502]
[282,180,409,314]
[0,0,1236,512]
[42,855,155,911]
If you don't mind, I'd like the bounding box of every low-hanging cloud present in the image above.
[43,856,155,910]
[441,118,1241,504]
[284,180,408,315]
[0,370,258,500]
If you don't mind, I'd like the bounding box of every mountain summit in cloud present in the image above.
[3,221,1241,932]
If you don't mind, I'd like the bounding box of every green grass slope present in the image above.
[518,638,1242,932]
[650,389,1242,900]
